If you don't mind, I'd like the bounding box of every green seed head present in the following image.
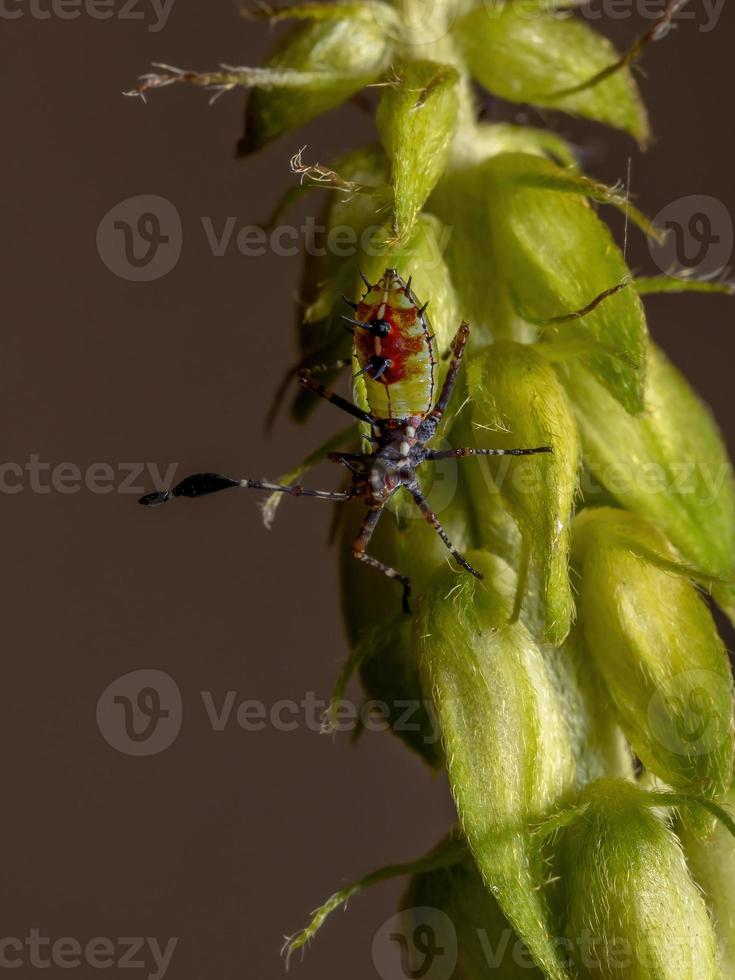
[573,508,735,812]
[560,778,718,979]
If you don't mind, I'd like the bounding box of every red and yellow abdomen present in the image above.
[354,270,436,420]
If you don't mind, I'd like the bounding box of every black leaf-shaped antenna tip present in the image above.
[139,472,241,506]
[359,271,371,290]
[342,294,359,311]
[139,490,171,506]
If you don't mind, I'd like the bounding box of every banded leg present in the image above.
[298,369,372,425]
[429,322,470,424]
[351,507,412,614]
[139,472,352,507]
[424,446,552,462]
[266,357,353,430]
[407,484,483,580]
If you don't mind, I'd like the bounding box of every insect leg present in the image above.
[529,279,631,325]
[298,369,372,424]
[407,484,483,581]
[301,358,353,374]
[139,472,352,507]
[428,321,470,424]
[327,452,370,463]
[266,358,353,430]
[423,446,552,461]
[351,507,413,614]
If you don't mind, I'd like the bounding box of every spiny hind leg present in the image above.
[429,321,470,424]
[266,357,353,430]
[298,369,372,425]
[351,507,412,614]
[408,484,482,580]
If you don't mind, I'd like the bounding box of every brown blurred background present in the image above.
[2,2,733,977]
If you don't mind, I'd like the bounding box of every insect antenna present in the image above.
[139,472,352,507]
[139,473,240,506]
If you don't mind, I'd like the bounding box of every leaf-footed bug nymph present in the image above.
[139,269,552,612]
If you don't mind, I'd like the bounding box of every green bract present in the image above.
[453,5,649,142]
[242,7,392,153]
[559,779,718,979]
[562,343,735,621]
[683,783,735,973]
[543,629,635,788]
[431,152,650,412]
[376,59,459,243]
[418,552,575,980]
[402,848,545,978]
[572,508,735,812]
[482,153,648,413]
[468,341,580,643]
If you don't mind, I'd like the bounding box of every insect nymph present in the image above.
[140,269,551,611]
